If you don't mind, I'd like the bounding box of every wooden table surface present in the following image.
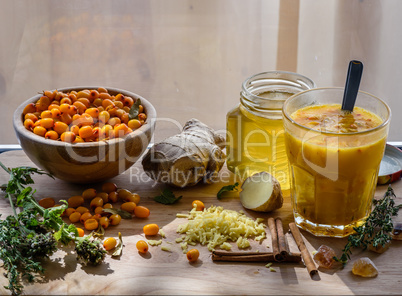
[0,150,401,295]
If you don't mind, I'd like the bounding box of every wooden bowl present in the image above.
[13,87,156,184]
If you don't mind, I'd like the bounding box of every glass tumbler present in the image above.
[282,87,391,237]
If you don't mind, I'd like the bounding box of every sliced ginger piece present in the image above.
[239,172,283,212]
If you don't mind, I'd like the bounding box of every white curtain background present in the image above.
[0,0,401,144]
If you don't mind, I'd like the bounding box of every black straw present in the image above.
[341,60,363,112]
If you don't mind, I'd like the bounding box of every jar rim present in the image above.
[241,71,316,102]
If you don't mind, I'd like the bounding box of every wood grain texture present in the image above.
[0,150,401,295]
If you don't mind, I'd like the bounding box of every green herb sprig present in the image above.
[154,189,182,205]
[335,185,402,265]
[217,182,239,200]
[0,162,106,295]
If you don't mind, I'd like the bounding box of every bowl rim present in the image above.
[14,86,157,148]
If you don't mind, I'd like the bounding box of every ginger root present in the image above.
[141,118,225,187]
[239,171,283,212]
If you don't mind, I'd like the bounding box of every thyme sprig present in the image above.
[0,162,106,295]
[335,185,402,265]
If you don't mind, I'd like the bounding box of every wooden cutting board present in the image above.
[0,150,401,295]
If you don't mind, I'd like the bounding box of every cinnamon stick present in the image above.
[289,222,318,276]
[268,217,282,261]
[275,218,290,258]
[212,250,302,263]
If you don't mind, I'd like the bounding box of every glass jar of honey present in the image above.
[226,71,315,191]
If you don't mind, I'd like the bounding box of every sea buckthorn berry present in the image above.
[115,93,124,102]
[50,108,61,118]
[123,96,134,107]
[69,211,81,223]
[76,90,91,99]
[65,208,76,217]
[73,101,87,114]
[114,108,125,119]
[128,119,141,130]
[44,90,55,100]
[192,200,205,211]
[108,117,121,127]
[89,89,99,101]
[138,113,147,121]
[34,119,42,127]
[186,249,200,262]
[68,195,84,208]
[73,136,85,143]
[79,125,93,139]
[123,106,131,113]
[103,203,113,209]
[77,98,90,108]
[48,104,60,111]
[91,214,102,221]
[143,223,159,236]
[85,107,99,118]
[96,192,109,203]
[99,92,112,101]
[80,113,94,126]
[76,227,85,237]
[75,206,90,215]
[82,188,97,200]
[138,105,144,113]
[114,123,129,138]
[40,110,52,118]
[102,99,115,109]
[125,193,140,204]
[38,197,56,209]
[24,113,38,122]
[40,118,54,129]
[98,110,111,124]
[114,101,124,109]
[24,119,35,130]
[120,113,129,124]
[109,214,122,226]
[54,92,65,101]
[60,113,72,125]
[121,202,136,213]
[103,237,117,251]
[99,217,110,229]
[67,105,78,116]
[100,124,113,139]
[136,240,148,253]
[70,124,80,135]
[80,212,93,224]
[94,206,104,215]
[59,103,71,114]
[98,87,108,93]
[84,218,99,231]
[33,126,47,137]
[61,131,76,143]
[68,93,77,102]
[60,97,72,105]
[92,127,101,139]
[107,191,118,203]
[90,197,104,209]
[93,98,103,107]
[118,189,132,200]
[45,130,58,140]
[134,206,150,218]
[102,182,118,194]
[53,121,69,135]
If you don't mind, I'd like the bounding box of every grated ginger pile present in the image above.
[176,205,266,251]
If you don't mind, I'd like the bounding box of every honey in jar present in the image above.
[226,71,315,191]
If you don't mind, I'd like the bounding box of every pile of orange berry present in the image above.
[38,182,150,237]
[22,87,147,143]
